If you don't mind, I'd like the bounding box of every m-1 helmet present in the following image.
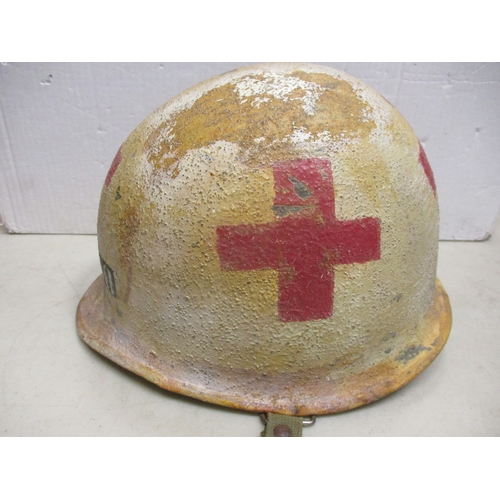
[77,63,451,420]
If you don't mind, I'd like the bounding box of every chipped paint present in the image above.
[396,345,432,364]
[233,72,323,115]
[143,68,375,174]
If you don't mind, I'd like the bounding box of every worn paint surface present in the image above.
[77,63,451,415]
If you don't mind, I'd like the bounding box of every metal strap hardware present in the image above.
[260,413,316,437]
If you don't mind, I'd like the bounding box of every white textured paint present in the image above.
[233,72,322,115]
[289,127,313,143]
[0,62,499,239]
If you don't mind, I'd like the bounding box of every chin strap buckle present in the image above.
[260,413,316,437]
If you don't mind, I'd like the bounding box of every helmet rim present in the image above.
[77,276,451,415]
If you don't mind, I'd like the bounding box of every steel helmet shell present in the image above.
[77,63,451,415]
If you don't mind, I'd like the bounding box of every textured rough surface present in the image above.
[77,63,451,415]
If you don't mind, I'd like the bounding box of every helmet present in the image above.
[77,63,451,416]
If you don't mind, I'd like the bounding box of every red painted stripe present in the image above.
[105,147,122,187]
[418,143,436,194]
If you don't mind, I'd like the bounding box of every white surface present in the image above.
[1,217,499,436]
[1,62,499,239]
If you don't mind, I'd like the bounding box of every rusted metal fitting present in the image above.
[260,413,316,437]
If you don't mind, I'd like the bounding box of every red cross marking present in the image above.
[216,158,381,322]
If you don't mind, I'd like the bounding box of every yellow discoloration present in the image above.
[144,72,375,173]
